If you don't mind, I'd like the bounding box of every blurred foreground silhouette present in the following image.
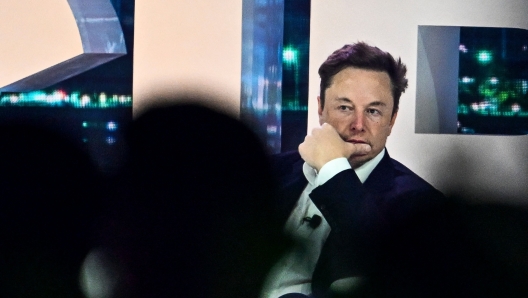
[0,123,103,298]
[1,99,527,298]
[342,197,528,298]
[90,101,289,298]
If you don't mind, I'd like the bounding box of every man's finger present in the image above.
[320,122,337,132]
[346,142,371,156]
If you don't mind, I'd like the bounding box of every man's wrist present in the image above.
[315,157,351,186]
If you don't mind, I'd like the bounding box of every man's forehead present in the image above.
[326,67,390,89]
[327,66,391,88]
[330,66,387,79]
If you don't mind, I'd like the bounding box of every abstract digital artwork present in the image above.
[0,0,134,173]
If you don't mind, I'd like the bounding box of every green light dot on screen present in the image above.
[476,50,492,64]
[283,47,298,64]
[461,76,474,84]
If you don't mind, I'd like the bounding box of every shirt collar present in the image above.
[303,148,386,185]
[355,148,385,183]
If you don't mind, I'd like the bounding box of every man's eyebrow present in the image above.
[368,101,387,107]
[336,97,352,103]
[335,98,388,108]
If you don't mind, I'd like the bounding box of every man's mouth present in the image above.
[339,134,369,147]
[347,139,367,144]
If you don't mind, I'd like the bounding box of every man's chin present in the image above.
[349,155,371,169]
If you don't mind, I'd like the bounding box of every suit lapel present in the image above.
[312,150,395,297]
[363,150,395,194]
[273,150,397,297]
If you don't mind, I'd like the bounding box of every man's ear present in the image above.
[317,96,324,125]
[388,110,398,135]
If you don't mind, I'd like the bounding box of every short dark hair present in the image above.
[318,42,408,116]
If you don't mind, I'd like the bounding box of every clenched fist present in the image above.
[298,123,371,171]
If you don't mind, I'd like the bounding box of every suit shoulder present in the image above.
[389,158,441,193]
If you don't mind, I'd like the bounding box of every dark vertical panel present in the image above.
[241,0,285,153]
[240,0,310,153]
[281,0,310,152]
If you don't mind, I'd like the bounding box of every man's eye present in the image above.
[339,105,351,111]
[367,109,380,115]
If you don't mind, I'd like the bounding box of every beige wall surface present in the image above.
[133,0,243,116]
[0,0,82,87]
[309,0,528,203]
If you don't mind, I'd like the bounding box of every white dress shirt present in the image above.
[260,149,385,298]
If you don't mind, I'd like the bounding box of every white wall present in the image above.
[308,0,528,203]
[133,0,243,116]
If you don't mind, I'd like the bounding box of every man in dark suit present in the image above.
[261,42,444,298]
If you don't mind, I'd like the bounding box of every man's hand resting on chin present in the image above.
[298,123,371,171]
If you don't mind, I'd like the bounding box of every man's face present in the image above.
[318,67,397,169]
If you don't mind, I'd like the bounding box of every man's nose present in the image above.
[350,111,365,132]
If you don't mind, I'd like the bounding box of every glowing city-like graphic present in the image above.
[457,27,528,134]
[0,90,132,108]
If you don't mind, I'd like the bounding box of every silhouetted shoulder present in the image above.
[270,150,303,174]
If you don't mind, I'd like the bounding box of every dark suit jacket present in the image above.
[270,149,444,298]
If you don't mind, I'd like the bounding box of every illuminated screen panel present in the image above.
[240,0,284,153]
[0,0,134,173]
[240,0,310,153]
[280,0,311,152]
[458,27,528,135]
